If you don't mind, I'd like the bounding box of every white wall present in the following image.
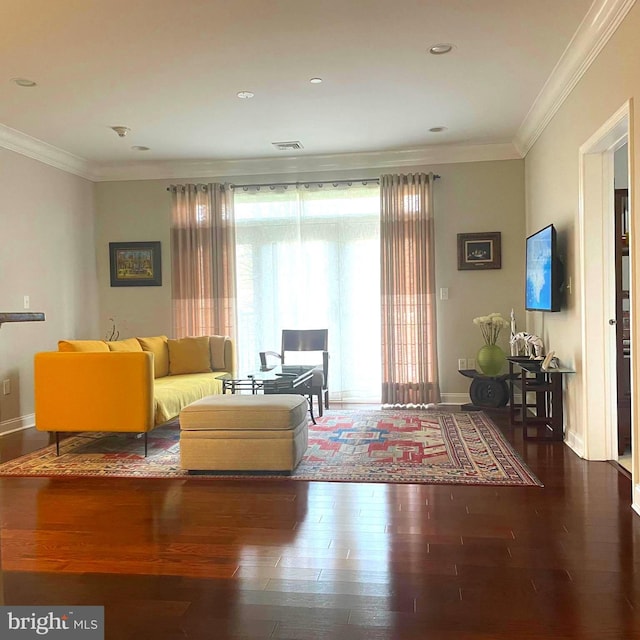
[95,159,525,402]
[0,149,98,433]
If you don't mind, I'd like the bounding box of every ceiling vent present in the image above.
[272,141,304,151]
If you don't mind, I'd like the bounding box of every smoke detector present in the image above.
[111,126,131,138]
[272,141,304,151]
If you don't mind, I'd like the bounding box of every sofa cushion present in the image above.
[107,338,143,352]
[153,373,222,424]
[209,335,229,371]
[58,340,110,352]
[168,336,212,375]
[137,335,169,378]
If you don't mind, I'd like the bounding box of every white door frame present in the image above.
[578,101,630,462]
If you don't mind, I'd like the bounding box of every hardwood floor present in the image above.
[1,407,639,639]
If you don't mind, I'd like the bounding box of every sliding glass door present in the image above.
[234,183,381,403]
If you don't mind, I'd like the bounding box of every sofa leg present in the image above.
[144,433,148,457]
[55,432,60,456]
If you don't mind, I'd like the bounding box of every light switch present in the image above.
[440,287,449,300]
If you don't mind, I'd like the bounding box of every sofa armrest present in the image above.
[209,335,236,376]
[34,351,155,433]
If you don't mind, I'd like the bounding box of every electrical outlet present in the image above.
[23,295,30,309]
[468,358,476,371]
[458,358,467,371]
[3,379,10,395]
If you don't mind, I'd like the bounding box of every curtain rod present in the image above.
[229,174,440,189]
[229,177,379,189]
[167,174,440,191]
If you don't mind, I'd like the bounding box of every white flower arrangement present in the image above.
[473,313,509,345]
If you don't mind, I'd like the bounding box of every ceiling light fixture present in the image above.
[429,126,448,133]
[429,43,454,55]
[110,125,131,138]
[237,91,255,99]
[131,145,150,151]
[12,77,37,87]
[309,77,323,84]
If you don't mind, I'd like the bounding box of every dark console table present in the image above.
[458,369,512,409]
[508,357,574,441]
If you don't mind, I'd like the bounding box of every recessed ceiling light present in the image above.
[429,43,454,55]
[131,145,150,151]
[309,77,323,84]
[12,77,37,87]
[237,91,255,99]
[429,126,448,133]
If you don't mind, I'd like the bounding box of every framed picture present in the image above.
[457,232,501,270]
[109,241,162,287]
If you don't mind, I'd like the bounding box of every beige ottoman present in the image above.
[179,394,309,472]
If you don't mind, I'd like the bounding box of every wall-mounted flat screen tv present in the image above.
[525,224,563,312]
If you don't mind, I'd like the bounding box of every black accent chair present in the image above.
[260,329,329,417]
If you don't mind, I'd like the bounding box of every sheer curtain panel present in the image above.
[234,182,381,403]
[170,183,237,339]
[380,173,440,406]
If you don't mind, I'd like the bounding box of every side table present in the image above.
[458,369,511,409]
[507,357,574,441]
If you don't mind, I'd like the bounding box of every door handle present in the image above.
[609,319,617,325]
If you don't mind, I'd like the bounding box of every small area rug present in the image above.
[0,409,541,486]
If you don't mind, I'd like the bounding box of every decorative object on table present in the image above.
[457,232,501,270]
[541,350,557,371]
[509,309,519,356]
[473,312,509,375]
[511,332,545,358]
[0,410,542,486]
[109,241,162,287]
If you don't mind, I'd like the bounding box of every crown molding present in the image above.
[515,0,636,156]
[0,123,93,180]
[90,142,521,182]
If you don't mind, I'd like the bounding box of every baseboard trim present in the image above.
[0,413,35,436]
[440,393,469,405]
[564,427,584,458]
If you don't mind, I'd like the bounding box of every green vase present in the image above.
[477,344,506,376]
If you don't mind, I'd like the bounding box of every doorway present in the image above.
[578,101,631,468]
[613,153,631,471]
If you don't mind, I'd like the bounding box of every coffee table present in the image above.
[216,365,317,423]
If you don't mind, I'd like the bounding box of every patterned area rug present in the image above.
[0,410,542,486]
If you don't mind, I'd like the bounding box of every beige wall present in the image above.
[0,149,97,433]
[94,180,172,339]
[95,159,525,402]
[430,160,525,400]
[524,2,640,456]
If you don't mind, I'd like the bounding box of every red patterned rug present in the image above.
[0,410,541,486]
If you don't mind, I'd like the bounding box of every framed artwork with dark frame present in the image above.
[109,241,162,287]
[457,232,502,270]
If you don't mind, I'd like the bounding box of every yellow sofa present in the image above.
[34,335,235,454]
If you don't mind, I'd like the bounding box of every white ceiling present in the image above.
[0,0,625,179]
